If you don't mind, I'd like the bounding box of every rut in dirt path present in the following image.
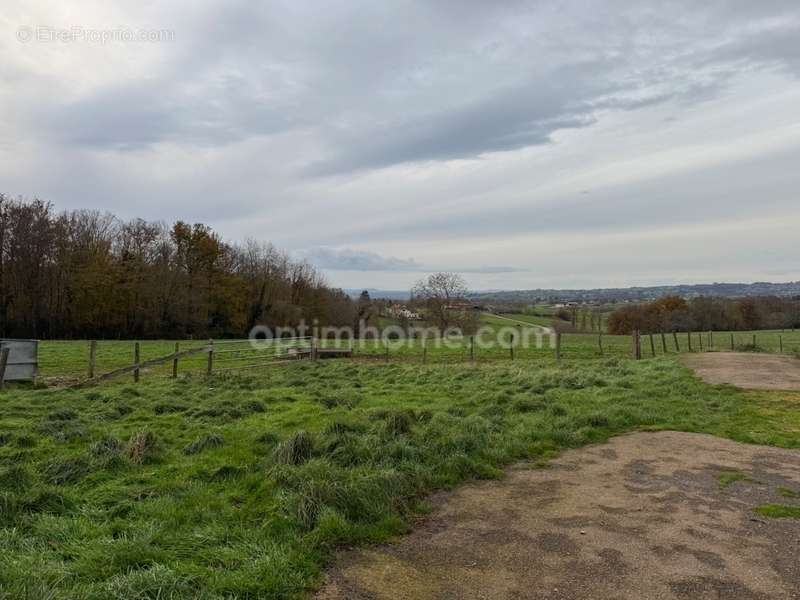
[317,431,800,600]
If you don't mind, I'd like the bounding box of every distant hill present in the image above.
[468,281,800,303]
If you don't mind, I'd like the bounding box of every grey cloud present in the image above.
[302,247,422,271]
[306,63,609,175]
[300,247,525,275]
[320,143,800,244]
[17,0,800,169]
[452,266,529,274]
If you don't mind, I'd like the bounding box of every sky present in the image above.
[2,0,799,291]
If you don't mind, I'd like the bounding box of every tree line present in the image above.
[607,295,800,335]
[0,195,356,339]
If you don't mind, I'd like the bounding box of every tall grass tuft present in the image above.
[183,433,224,455]
[274,431,314,465]
[126,431,159,465]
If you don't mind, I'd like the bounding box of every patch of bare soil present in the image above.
[316,432,800,600]
[683,352,800,391]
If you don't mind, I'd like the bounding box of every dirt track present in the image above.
[317,432,800,600]
[683,352,800,390]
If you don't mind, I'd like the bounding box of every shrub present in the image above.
[274,431,314,465]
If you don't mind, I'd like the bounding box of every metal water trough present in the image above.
[0,339,39,381]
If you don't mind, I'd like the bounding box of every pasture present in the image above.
[1,356,800,598]
[32,322,800,382]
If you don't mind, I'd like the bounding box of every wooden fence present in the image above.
[75,337,314,386]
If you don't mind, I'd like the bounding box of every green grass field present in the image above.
[2,356,800,598]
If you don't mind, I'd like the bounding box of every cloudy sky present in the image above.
[2,1,799,291]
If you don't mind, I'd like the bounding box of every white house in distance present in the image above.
[387,304,420,320]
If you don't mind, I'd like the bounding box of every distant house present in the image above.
[387,304,420,319]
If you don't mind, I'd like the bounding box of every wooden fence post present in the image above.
[206,339,214,375]
[661,332,667,353]
[509,333,514,360]
[709,331,713,349]
[673,331,680,352]
[556,331,562,362]
[698,333,703,351]
[649,333,656,357]
[687,332,693,352]
[0,347,9,390]
[88,340,97,379]
[422,338,427,364]
[385,341,389,363]
[597,333,603,356]
[172,342,179,378]
[780,336,783,354]
[470,336,475,361]
[752,334,757,347]
[730,333,734,351]
[133,342,141,383]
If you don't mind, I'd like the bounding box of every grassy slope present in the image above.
[1,358,799,598]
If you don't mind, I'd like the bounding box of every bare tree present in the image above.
[412,272,469,332]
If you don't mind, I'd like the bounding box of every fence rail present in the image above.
[63,337,315,386]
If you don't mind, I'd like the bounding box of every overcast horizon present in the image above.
[2,1,799,291]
